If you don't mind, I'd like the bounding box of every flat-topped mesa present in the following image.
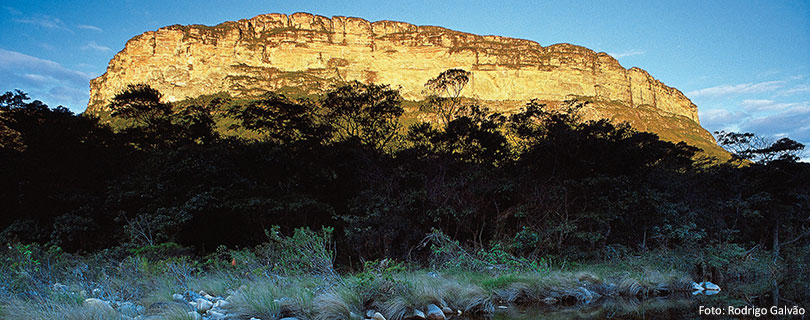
[87,12,699,124]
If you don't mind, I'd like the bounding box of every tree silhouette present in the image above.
[422,69,472,125]
[109,84,172,128]
[323,81,403,151]
[0,90,29,151]
[108,84,178,149]
[407,104,508,164]
[175,102,218,144]
[228,92,327,145]
[715,130,805,164]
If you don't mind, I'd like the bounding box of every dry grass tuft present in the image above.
[229,281,282,319]
[2,298,119,320]
[575,271,602,284]
[442,280,492,315]
[617,277,645,297]
[380,296,410,320]
[313,287,363,320]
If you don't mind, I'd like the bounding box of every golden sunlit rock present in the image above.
[87,12,726,158]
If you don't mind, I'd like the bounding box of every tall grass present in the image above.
[230,281,283,319]
[313,286,363,320]
[2,298,119,320]
[5,230,770,320]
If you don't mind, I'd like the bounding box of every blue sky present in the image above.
[1,0,809,150]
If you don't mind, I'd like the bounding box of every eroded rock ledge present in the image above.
[87,12,698,125]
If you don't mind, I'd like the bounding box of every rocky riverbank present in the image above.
[27,269,713,320]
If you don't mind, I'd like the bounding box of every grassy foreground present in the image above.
[0,229,775,320]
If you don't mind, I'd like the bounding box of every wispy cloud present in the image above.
[742,105,810,142]
[75,63,97,70]
[740,99,774,106]
[699,108,747,131]
[0,49,92,82]
[77,24,103,32]
[36,42,56,51]
[13,14,73,32]
[778,84,810,96]
[81,41,111,52]
[741,99,807,112]
[4,6,21,15]
[48,86,88,104]
[608,49,646,58]
[21,73,52,84]
[0,49,93,110]
[687,80,784,98]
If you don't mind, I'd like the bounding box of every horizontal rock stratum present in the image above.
[87,12,725,157]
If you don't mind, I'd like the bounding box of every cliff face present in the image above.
[87,12,721,155]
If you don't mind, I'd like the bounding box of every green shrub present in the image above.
[424,230,549,274]
[255,226,336,279]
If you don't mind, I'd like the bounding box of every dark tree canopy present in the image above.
[228,93,327,145]
[323,81,404,151]
[109,84,172,128]
[2,86,809,304]
[422,69,472,125]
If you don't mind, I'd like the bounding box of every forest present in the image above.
[0,76,808,319]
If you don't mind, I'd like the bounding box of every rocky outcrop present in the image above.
[86,12,725,156]
[88,12,697,119]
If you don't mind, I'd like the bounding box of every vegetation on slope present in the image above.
[1,78,808,318]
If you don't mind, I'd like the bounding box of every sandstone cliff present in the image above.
[87,12,724,157]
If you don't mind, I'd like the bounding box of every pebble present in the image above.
[83,298,115,313]
[426,304,446,320]
[208,310,227,319]
[195,298,213,312]
[214,299,230,308]
[117,301,143,317]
